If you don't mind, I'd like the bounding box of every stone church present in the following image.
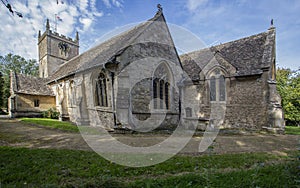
[8,8,284,132]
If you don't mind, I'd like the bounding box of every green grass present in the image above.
[130,162,299,188]
[285,125,300,135]
[0,146,299,187]
[20,118,79,132]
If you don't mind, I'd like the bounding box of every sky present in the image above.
[0,0,299,70]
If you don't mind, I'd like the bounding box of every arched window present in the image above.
[209,69,226,102]
[159,80,164,109]
[165,82,169,109]
[210,76,216,101]
[153,78,159,109]
[95,73,108,107]
[153,63,171,110]
[219,75,226,101]
[153,79,170,109]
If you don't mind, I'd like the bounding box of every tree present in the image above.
[276,68,300,126]
[0,53,38,109]
[0,53,38,76]
[0,72,3,107]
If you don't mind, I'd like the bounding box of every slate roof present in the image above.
[48,11,165,83]
[180,27,276,80]
[11,72,55,96]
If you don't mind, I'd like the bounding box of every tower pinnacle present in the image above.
[76,31,79,42]
[46,19,50,30]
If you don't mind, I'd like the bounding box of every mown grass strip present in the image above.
[285,126,300,135]
[130,161,299,188]
[0,146,298,187]
[20,118,79,132]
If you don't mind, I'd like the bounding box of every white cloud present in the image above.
[181,0,300,70]
[102,0,111,8]
[0,0,108,60]
[79,0,89,13]
[112,0,123,8]
[102,0,123,8]
[90,0,103,17]
[186,0,208,11]
[79,17,93,31]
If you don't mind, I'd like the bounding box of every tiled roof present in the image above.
[11,72,55,96]
[180,28,276,80]
[48,11,165,83]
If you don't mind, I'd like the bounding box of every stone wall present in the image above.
[110,18,184,130]
[182,72,271,131]
[131,78,152,114]
[11,94,55,117]
[130,76,181,130]
[94,108,114,130]
[16,94,55,111]
[221,75,267,130]
[83,70,115,129]
[116,49,183,130]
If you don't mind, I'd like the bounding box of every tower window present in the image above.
[58,42,69,56]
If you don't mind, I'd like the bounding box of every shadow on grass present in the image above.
[0,146,299,187]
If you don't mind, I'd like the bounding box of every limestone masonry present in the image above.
[8,8,284,133]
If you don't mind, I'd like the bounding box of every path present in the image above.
[0,119,298,155]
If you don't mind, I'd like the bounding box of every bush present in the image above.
[276,68,300,126]
[0,108,8,115]
[42,108,60,119]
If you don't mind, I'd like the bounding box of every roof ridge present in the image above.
[48,11,167,83]
[15,72,49,82]
[13,72,54,96]
[57,11,164,70]
[180,28,274,78]
[181,29,270,56]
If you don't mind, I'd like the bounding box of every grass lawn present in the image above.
[20,118,79,132]
[285,126,300,135]
[19,118,300,136]
[0,146,299,187]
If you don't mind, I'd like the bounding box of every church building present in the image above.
[8,8,285,133]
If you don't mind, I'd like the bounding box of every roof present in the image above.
[48,11,166,83]
[180,27,276,80]
[11,72,55,96]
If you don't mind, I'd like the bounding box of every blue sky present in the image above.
[0,0,299,70]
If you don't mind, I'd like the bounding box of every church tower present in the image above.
[38,19,79,78]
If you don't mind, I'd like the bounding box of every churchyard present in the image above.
[0,118,299,187]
